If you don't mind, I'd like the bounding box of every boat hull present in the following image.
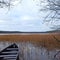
[0,43,19,60]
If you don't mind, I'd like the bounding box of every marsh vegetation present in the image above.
[0,33,60,60]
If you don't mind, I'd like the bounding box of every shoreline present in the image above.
[0,32,59,35]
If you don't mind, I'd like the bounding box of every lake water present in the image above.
[0,42,60,60]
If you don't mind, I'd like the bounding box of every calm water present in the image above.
[0,42,60,60]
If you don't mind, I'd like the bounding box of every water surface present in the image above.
[0,42,60,60]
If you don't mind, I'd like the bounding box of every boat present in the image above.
[0,43,19,60]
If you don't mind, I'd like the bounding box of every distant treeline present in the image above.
[0,30,60,33]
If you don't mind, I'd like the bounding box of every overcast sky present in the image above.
[0,0,59,32]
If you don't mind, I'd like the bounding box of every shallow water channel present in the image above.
[0,42,60,60]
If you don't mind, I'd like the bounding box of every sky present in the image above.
[0,0,59,32]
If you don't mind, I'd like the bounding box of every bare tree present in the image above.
[33,0,60,30]
[0,0,22,9]
[47,0,60,30]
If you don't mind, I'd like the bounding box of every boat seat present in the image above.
[4,56,17,59]
[0,56,4,58]
[2,51,18,54]
[6,48,18,51]
[6,59,16,60]
[0,55,17,57]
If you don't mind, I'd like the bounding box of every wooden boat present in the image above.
[0,43,19,60]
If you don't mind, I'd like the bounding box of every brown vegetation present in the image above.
[0,33,60,50]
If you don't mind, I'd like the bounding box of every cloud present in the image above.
[0,0,54,32]
[0,20,5,23]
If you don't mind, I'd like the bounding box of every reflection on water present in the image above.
[0,42,60,60]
